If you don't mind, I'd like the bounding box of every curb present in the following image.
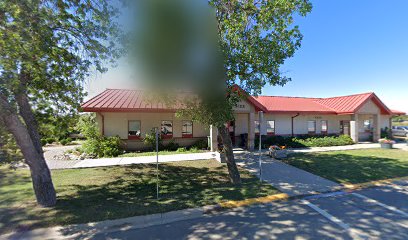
[210,176,408,211]
[1,207,211,240]
[342,176,408,191]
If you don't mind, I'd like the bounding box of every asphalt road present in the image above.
[92,180,408,240]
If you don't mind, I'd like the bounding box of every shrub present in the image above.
[76,114,100,140]
[165,139,179,151]
[256,134,354,148]
[60,139,69,146]
[100,136,122,157]
[60,138,72,146]
[143,129,162,150]
[41,139,47,146]
[292,135,354,147]
[176,147,187,152]
[193,139,208,150]
[81,136,122,158]
[45,137,55,144]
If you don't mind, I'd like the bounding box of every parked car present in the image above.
[392,126,408,137]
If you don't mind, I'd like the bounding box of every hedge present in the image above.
[255,134,354,148]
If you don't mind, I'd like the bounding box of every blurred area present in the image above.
[127,0,225,99]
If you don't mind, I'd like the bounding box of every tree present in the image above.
[131,0,311,184]
[0,0,120,206]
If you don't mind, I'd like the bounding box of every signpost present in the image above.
[155,127,159,199]
[258,111,263,181]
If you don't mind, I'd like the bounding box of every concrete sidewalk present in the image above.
[236,152,341,196]
[47,152,216,170]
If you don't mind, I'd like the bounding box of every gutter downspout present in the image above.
[97,112,105,136]
[291,113,300,137]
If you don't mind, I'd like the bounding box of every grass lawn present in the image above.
[0,160,278,234]
[283,149,408,184]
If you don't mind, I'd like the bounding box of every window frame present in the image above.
[308,120,316,134]
[254,120,260,135]
[128,120,141,140]
[363,119,372,132]
[161,120,173,139]
[321,120,328,135]
[266,120,275,135]
[182,120,193,138]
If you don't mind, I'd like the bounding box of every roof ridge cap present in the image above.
[319,92,374,100]
[254,95,322,99]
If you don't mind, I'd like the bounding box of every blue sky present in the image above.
[87,0,408,113]
[264,0,408,112]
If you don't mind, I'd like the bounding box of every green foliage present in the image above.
[76,114,100,140]
[45,138,55,144]
[192,138,209,150]
[292,135,354,147]
[165,139,180,151]
[209,0,313,95]
[392,115,408,122]
[143,129,162,150]
[381,127,393,139]
[77,113,122,157]
[0,126,22,164]
[81,136,122,158]
[59,138,72,146]
[176,147,187,153]
[256,134,354,148]
[99,136,122,157]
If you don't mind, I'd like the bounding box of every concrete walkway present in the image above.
[47,152,216,170]
[235,152,341,196]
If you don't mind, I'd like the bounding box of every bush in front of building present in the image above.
[192,139,208,150]
[256,134,354,148]
[292,135,354,147]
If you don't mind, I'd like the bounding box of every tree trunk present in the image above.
[217,126,241,184]
[0,95,57,207]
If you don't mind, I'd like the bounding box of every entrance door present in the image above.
[340,120,350,135]
[227,121,236,146]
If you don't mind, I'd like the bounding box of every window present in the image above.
[308,120,316,134]
[267,120,275,135]
[363,120,372,132]
[321,120,328,135]
[128,120,141,139]
[254,120,260,134]
[161,120,173,138]
[182,121,193,138]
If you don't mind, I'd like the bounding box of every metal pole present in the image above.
[156,127,159,200]
[258,111,263,181]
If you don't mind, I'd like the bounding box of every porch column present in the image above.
[350,114,359,143]
[209,125,218,152]
[248,112,255,150]
[373,114,381,142]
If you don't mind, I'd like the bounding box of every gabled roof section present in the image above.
[81,88,401,115]
[254,96,337,114]
[315,92,392,115]
[81,89,176,112]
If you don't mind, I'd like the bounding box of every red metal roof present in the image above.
[254,96,336,114]
[81,89,176,112]
[82,89,399,115]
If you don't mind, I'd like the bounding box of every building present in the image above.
[81,89,404,151]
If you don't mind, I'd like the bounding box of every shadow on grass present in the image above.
[284,150,408,184]
[0,162,277,235]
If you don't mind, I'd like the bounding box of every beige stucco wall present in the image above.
[94,97,394,149]
[357,99,380,114]
[100,112,208,140]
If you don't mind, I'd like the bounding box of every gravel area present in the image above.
[43,145,81,169]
